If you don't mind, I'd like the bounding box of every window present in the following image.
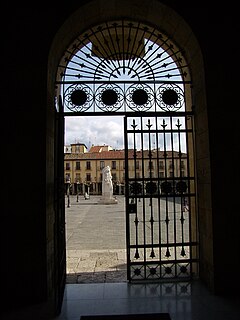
[112,161,116,169]
[159,160,164,169]
[148,161,153,169]
[136,160,139,169]
[86,161,91,170]
[86,173,91,181]
[112,173,117,181]
[66,162,70,170]
[100,161,105,170]
[76,161,80,170]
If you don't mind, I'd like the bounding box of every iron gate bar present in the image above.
[131,119,140,260]
[125,24,152,74]
[125,191,196,196]
[124,116,131,280]
[56,80,192,84]
[146,119,155,259]
[62,111,194,117]
[161,117,170,260]
[140,116,147,279]
[130,258,199,264]
[154,115,162,275]
[176,118,187,258]
[185,114,196,277]
[129,242,198,248]
[169,116,177,274]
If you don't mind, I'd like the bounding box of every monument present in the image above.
[99,166,118,204]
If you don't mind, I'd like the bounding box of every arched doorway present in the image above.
[56,19,198,281]
[47,0,211,313]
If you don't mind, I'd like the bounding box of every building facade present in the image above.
[64,143,188,196]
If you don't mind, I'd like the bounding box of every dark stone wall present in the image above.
[4,8,48,310]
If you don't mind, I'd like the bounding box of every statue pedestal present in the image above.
[99,195,118,204]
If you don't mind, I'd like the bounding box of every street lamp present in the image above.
[66,177,71,207]
[76,180,80,202]
[117,181,121,195]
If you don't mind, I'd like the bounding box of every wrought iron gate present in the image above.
[124,114,198,281]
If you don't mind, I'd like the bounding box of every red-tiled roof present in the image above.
[89,146,103,153]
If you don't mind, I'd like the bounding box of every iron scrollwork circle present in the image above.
[176,180,187,193]
[101,89,118,105]
[64,84,93,112]
[161,181,172,194]
[95,84,124,112]
[157,83,184,111]
[129,181,143,195]
[146,181,157,194]
[126,83,154,112]
[162,89,178,105]
[132,89,148,105]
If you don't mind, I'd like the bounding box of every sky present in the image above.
[65,115,187,153]
[65,115,124,150]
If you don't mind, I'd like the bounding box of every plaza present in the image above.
[65,195,127,283]
[65,193,193,283]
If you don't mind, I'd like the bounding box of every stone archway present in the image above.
[47,0,213,310]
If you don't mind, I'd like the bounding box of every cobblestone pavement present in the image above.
[65,194,127,283]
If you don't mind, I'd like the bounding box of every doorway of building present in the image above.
[55,19,199,284]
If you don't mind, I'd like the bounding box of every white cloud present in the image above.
[65,115,187,153]
[65,115,124,150]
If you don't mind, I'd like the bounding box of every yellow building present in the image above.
[64,143,187,195]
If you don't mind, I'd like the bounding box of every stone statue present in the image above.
[102,166,113,196]
[99,166,118,204]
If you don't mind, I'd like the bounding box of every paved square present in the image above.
[65,195,127,283]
